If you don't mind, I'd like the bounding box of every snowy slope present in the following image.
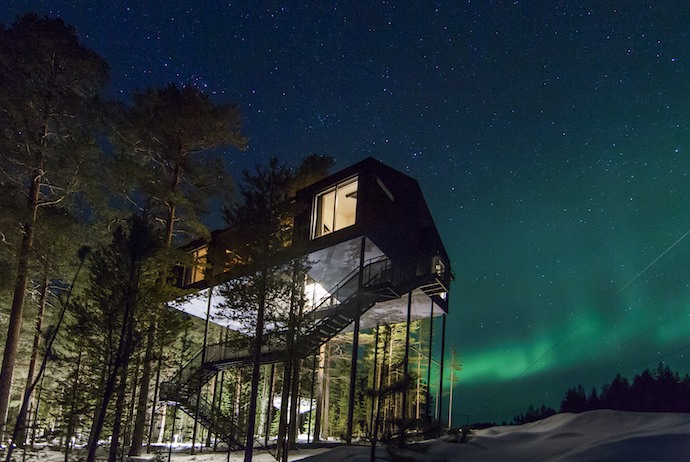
[13,410,690,462]
[303,410,690,462]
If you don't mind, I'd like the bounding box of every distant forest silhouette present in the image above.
[512,363,690,425]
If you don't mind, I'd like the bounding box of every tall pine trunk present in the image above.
[263,364,275,447]
[244,270,267,462]
[15,275,49,447]
[287,270,303,452]
[0,170,40,441]
[86,254,140,462]
[276,362,291,461]
[287,358,301,452]
[155,405,166,445]
[123,354,141,449]
[148,348,164,451]
[313,343,326,442]
[108,357,131,462]
[64,351,82,462]
[233,370,242,442]
[130,191,176,453]
[128,322,156,455]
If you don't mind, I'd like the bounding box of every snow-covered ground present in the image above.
[303,410,690,461]
[8,410,690,462]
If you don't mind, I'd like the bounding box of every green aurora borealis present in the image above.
[450,140,690,421]
[3,1,690,423]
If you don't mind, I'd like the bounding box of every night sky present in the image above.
[4,1,690,424]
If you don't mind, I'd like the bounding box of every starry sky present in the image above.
[4,1,690,424]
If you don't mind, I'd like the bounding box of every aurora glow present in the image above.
[3,1,689,423]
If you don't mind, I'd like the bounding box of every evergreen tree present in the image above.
[3,245,90,462]
[512,404,556,424]
[13,207,92,447]
[82,216,163,462]
[600,373,631,411]
[57,351,90,462]
[586,386,600,410]
[0,13,109,440]
[109,83,246,245]
[107,82,247,456]
[654,363,681,412]
[219,158,295,461]
[630,369,656,412]
[447,345,462,427]
[217,155,331,459]
[560,384,587,413]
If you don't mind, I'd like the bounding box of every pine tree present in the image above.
[447,345,462,428]
[9,209,89,447]
[2,245,90,462]
[108,83,246,245]
[600,373,631,411]
[217,158,295,461]
[586,386,600,410]
[0,14,109,440]
[107,82,247,456]
[630,369,655,412]
[82,216,163,462]
[560,384,587,413]
[214,155,332,459]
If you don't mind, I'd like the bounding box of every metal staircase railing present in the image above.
[159,252,448,448]
[161,379,279,457]
[160,346,216,397]
[204,256,401,368]
[159,348,247,450]
[162,380,245,451]
[290,253,448,357]
[166,253,447,372]
[204,253,447,368]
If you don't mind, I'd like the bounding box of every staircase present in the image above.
[160,253,448,447]
[201,256,391,368]
[204,254,446,368]
[159,348,246,450]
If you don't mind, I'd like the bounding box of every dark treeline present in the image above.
[560,363,690,414]
[512,363,690,425]
[511,404,556,426]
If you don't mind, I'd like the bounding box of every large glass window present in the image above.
[183,245,207,285]
[313,177,358,238]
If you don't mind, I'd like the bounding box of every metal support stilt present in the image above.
[438,312,447,426]
[426,301,434,420]
[346,236,366,444]
[402,291,412,425]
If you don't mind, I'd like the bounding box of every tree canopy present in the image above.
[109,83,247,244]
[0,13,109,441]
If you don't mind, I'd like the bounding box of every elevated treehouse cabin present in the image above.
[161,158,452,448]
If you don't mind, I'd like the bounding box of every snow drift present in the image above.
[302,410,690,461]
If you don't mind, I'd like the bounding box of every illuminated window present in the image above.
[184,246,207,285]
[312,177,358,238]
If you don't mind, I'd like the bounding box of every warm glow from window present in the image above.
[185,246,207,285]
[313,177,358,238]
